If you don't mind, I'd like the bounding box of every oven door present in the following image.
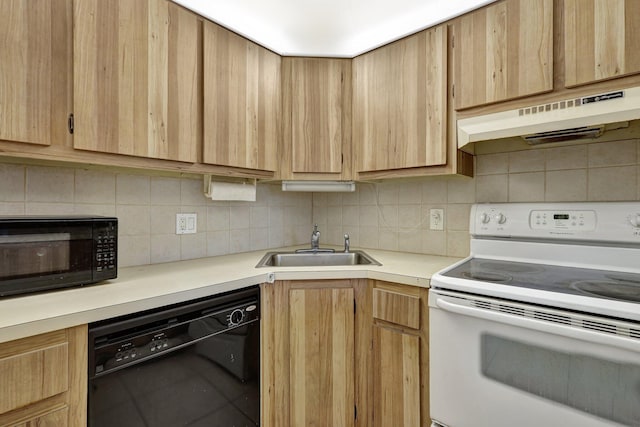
[429,289,640,427]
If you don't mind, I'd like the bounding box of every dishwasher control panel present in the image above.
[88,287,260,377]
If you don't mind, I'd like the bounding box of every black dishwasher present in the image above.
[88,286,260,427]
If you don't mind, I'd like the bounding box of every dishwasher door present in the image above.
[88,287,260,427]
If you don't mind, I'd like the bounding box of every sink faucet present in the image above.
[343,234,350,253]
[311,224,320,250]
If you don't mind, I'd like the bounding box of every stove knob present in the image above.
[629,214,640,228]
[480,213,490,224]
[495,213,507,224]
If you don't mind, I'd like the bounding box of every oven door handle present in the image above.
[433,294,640,353]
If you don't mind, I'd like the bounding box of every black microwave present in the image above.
[0,216,117,297]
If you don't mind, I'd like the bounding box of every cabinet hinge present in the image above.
[354,405,357,420]
[452,84,455,99]
[341,153,344,165]
[354,300,356,314]
[68,114,74,134]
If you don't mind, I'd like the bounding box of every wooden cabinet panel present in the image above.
[565,0,640,87]
[290,287,355,427]
[353,25,447,173]
[0,342,68,415]
[0,0,71,146]
[13,405,69,427]
[0,325,86,427]
[368,281,429,426]
[454,0,553,109]
[73,0,200,162]
[372,326,420,427]
[262,280,357,427]
[372,288,420,329]
[203,22,279,171]
[280,57,351,178]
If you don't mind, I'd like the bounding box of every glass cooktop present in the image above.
[443,258,640,303]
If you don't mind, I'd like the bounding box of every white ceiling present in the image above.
[173,0,496,57]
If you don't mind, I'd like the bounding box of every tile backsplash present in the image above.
[314,138,640,257]
[0,164,312,267]
[0,138,638,266]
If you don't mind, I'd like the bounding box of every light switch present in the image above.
[176,213,197,234]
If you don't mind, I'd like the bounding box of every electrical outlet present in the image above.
[430,208,444,231]
[176,213,197,234]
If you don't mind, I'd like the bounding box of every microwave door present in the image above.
[0,233,71,279]
[0,225,94,296]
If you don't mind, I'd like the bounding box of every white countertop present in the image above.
[0,247,461,344]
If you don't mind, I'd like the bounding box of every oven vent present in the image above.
[499,304,525,317]
[532,311,571,326]
[474,300,492,310]
[445,292,640,343]
[582,319,618,335]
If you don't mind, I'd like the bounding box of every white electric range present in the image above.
[429,202,640,427]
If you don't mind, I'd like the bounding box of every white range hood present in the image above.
[457,86,640,152]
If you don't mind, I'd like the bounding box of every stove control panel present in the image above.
[529,210,596,231]
[470,202,640,243]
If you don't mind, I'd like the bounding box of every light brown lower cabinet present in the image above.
[370,282,429,426]
[261,279,428,427]
[0,325,87,427]
[261,279,364,427]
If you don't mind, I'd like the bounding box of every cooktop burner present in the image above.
[462,271,512,283]
[444,258,640,304]
[570,281,640,303]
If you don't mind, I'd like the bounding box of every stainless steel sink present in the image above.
[256,250,381,267]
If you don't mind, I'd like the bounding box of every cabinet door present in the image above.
[0,0,71,146]
[353,25,447,173]
[73,0,200,162]
[0,326,87,427]
[372,326,420,427]
[290,287,355,426]
[261,280,356,427]
[203,22,279,171]
[454,0,553,110]
[281,57,351,179]
[369,282,429,427]
[565,0,640,87]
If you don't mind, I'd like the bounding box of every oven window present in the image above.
[481,334,640,425]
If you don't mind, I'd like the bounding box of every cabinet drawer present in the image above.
[0,340,69,415]
[373,288,421,329]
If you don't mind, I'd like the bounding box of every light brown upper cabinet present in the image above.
[565,0,640,88]
[0,0,71,147]
[73,0,200,162]
[454,0,553,110]
[203,22,280,172]
[353,25,448,173]
[280,58,352,180]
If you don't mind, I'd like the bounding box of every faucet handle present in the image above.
[313,224,319,233]
[343,234,350,253]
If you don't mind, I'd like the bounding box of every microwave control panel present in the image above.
[94,221,117,275]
